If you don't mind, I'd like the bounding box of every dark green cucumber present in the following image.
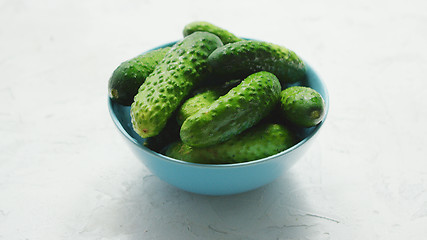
[280,86,325,127]
[143,115,180,153]
[183,21,241,44]
[130,32,223,138]
[180,71,281,147]
[166,123,296,164]
[108,47,171,105]
[208,40,306,86]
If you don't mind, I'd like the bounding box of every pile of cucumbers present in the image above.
[108,21,325,164]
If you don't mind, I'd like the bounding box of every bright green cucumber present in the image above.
[108,47,171,105]
[180,71,281,147]
[131,32,223,138]
[183,21,241,44]
[208,40,306,86]
[280,86,325,127]
[176,79,241,125]
[166,123,296,164]
[177,90,220,126]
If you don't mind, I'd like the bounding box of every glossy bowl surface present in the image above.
[108,41,329,195]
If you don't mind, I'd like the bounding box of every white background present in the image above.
[1,0,427,239]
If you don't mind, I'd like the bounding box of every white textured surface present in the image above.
[1,0,427,239]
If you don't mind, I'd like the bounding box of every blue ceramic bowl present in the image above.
[108,41,329,196]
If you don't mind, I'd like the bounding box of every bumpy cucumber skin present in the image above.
[108,47,171,105]
[180,71,281,147]
[177,90,221,126]
[183,21,241,45]
[176,79,241,125]
[131,32,223,138]
[166,123,296,164]
[280,86,325,127]
[208,40,306,86]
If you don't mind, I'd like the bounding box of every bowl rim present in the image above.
[108,40,329,169]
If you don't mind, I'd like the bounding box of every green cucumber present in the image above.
[208,40,306,86]
[166,123,296,164]
[280,86,325,127]
[176,79,241,125]
[108,47,171,105]
[130,32,223,138]
[183,21,241,44]
[180,71,281,147]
